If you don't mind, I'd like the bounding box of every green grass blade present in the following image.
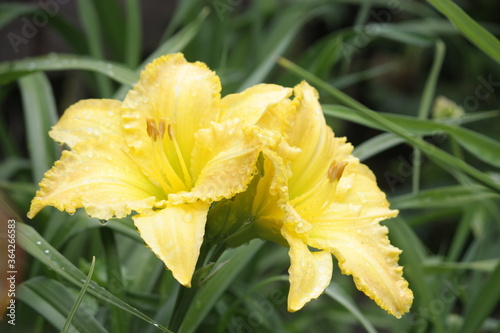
[76,0,113,97]
[424,259,499,273]
[18,277,106,333]
[391,185,500,209]
[413,40,446,193]
[19,73,58,182]
[0,3,35,29]
[324,106,500,168]
[460,262,500,333]
[62,256,97,333]
[353,133,405,161]
[124,0,142,67]
[101,228,129,332]
[113,8,209,100]
[91,0,126,62]
[388,217,446,333]
[179,240,264,333]
[0,54,139,86]
[238,5,328,91]
[426,0,500,63]
[16,222,173,333]
[324,284,378,333]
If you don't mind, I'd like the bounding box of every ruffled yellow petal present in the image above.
[303,162,412,317]
[169,119,261,204]
[220,84,292,124]
[307,219,412,318]
[282,227,333,312]
[27,138,163,220]
[285,81,346,198]
[49,99,124,148]
[121,53,221,193]
[133,201,210,287]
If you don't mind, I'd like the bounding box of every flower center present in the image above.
[145,118,193,194]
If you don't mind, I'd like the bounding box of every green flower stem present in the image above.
[168,241,226,332]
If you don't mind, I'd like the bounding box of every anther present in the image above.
[327,161,348,182]
[168,124,174,140]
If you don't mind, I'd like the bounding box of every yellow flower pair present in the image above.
[28,53,413,317]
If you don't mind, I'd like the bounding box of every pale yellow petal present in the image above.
[220,84,292,124]
[133,201,210,287]
[307,219,412,318]
[286,81,353,198]
[293,157,411,317]
[169,119,261,204]
[27,138,163,220]
[49,99,123,148]
[121,53,221,184]
[282,227,333,312]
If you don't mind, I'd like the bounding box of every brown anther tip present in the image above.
[328,161,348,182]
[168,124,174,140]
[146,118,158,141]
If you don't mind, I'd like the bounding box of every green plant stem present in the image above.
[168,242,225,332]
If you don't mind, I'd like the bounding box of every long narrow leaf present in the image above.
[426,0,500,63]
[19,73,58,182]
[18,277,106,333]
[62,257,97,333]
[0,54,138,86]
[324,284,378,333]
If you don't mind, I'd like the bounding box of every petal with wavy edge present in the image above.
[286,82,343,198]
[220,84,292,124]
[169,119,261,204]
[49,99,124,148]
[134,201,210,287]
[121,53,221,190]
[27,138,164,220]
[282,226,333,312]
[307,217,412,317]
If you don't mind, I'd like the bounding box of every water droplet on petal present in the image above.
[99,219,108,225]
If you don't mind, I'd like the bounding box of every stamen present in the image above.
[168,124,174,140]
[168,124,193,187]
[328,161,348,182]
[158,118,166,139]
[146,118,158,141]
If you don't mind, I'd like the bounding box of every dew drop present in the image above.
[28,62,36,70]
[153,323,159,327]
[99,219,108,225]
[184,213,193,223]
[44,250,50,254]
[36,241,42,245]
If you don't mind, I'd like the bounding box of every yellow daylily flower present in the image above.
[218,81,413,317]
[27,53,291,287]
